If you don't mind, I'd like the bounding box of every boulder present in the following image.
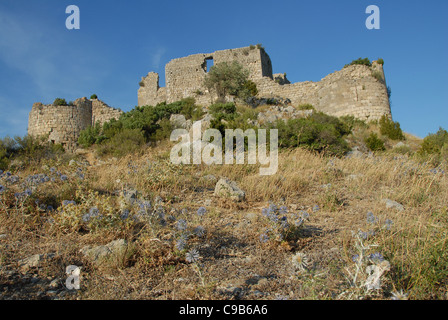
[80,239,128,264]
[214,178,245,202]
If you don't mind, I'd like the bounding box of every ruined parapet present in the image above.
[138,72,167,106]
[91,99,123,126]
[28,97,92,152]
[254,61,391,121]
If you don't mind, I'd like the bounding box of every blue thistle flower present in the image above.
[279,206,288,214]
[268,204,278,213]
[0,184,5,194]
[176,219,187,231]
[367,211,377,224]
[385,219,393,230]
[120,209,130,220]
[175,238,187,251]
[300,211,310,220]
[369,252,384,263]
[193,226,205,237]
[259,233,269,243]
[60,175,68,181]
[312,205,320,212]
[358,230,368,240]
[197,207,206,216]
[261,208,269,216]
[186,248,201,263]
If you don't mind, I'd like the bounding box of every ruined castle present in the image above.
[27,98,123,152]
[28,45,391,152]
[138,45,391,120]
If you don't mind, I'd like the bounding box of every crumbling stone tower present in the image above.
[28,97,123,152]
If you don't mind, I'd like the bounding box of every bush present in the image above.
[365,132,385,151]
[267,112,351,156]
[379,115,405,140]
[377,58,384,65]
[346,58,372,67]
[209,102,237,121]
[96,129,146,157]
[204,61,250,102]
[242,80,258,98]
[0,135,64,169]
[420,127,448,155]
[297,104,315,111]
[77,98,204,149]
[371,70,384,82]
[339,115,368,131]
[78,123,106,148]
[53,98,68,106]
[90,94,98,99]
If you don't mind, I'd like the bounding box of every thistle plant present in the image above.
[341,235,391,299]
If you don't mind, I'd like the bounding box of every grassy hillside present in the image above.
[1,115,447,299]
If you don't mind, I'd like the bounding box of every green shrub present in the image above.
[78,98,203,148]
[90,94,98,99]
[372,70,384,82]
[377,58,384,65]
[242,80,258,98]
[96,128,146,157]
[204,61,250,102]
[379,115,405,140]
[0,135,64,168]
[420,127,448,155]
[53,98,68,106]
[297,104,315,111]
[267,112,351,156]
[346,58,371,67]
[152,119,173,142]
[365,132,385,151]
[339,115,368,130]
[78,123,106,148]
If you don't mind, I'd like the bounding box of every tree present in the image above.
[204,61,250,103]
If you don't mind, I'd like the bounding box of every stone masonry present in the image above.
[138,46,392,121]
[28,98,123,152]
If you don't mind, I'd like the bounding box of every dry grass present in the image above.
[1,142,447,300]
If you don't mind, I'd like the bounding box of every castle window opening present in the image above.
[206,57,214,73]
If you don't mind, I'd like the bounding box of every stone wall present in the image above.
[138,46,392,121]
[254,61,391,121]
[138,46,273,106]
[28,97,123,152]
[91,99,123,126]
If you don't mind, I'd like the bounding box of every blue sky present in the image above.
[0,0,447,139]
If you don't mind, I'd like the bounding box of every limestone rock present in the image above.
[383,199,404,211]
[170,114,188,129]
[19,253,55,272]
[80,239,128,264]
[214,178,245,202]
